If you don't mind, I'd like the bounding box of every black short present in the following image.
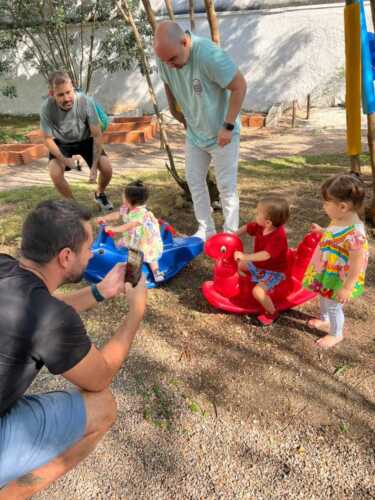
[48,137,107,170]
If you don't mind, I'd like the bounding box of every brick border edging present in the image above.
[241,113,266,128]
[0,144,48,166]
[25,116,158,147]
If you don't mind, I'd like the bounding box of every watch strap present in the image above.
[91,283,105,302]
[223,121,235,131]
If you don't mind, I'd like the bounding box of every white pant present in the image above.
[320,296,345,337]
[185,136,240,235]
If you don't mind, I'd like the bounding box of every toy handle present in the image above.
[96,223,115,243]
[158,218,176,235]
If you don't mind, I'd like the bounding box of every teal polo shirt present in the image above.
[157,33,240,150]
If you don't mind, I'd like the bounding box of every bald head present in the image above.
[154,21,191,69]
[155,21,184,46]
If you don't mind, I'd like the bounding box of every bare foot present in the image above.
[307,318,330,333]
[316,335,343,349]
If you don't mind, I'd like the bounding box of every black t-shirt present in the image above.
[0,254,91,416]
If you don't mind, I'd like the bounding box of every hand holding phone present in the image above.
[124,247,144,287]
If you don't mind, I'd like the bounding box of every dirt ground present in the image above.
[1,109,375,499]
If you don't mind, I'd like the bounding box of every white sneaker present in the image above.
[153,270,165,283]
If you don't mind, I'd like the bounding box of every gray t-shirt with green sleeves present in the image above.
[157,32,240,150]
[40,93,99,144]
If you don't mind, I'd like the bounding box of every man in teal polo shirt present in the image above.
[154,21,247,240]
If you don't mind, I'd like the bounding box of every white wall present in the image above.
[0,2,370,115]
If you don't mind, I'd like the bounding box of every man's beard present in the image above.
[64,268,85,284]
[61,103,72,111]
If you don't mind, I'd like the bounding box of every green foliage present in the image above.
[0,31,17,97]
[0,0,152,93]
[0,114,39,143]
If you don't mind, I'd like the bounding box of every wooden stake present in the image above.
[291,100,297,128]
[306,94,311,120]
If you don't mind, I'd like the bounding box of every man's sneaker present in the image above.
[94,192,113,212]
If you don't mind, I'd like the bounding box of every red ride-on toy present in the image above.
[201,232,321,321]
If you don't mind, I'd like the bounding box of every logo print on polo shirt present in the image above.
[192,79,203,96]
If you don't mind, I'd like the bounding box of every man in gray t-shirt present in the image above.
[40,72,113,211]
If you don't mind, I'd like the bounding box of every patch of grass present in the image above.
[334,363,355,376]
[0,170,176,246]
[339,421,350,433]
[185,398,208,417]
[239,153,371,179]
[136,378,174,431]
[0,184,93,246]
[0,114,40,143]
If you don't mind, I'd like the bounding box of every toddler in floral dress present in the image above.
[303,174,369,349]
[98,180,164,282]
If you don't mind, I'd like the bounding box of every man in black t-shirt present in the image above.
[0,200,146,498]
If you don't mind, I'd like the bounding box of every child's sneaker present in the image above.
[257,311,279,326]
[153,271,165,283]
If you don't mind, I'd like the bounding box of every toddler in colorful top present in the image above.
[234,196,290,325]
[97,180,164,282]
[303,174,369,349]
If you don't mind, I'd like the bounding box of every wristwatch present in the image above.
[223,121,235,131]
[91,284,105,302]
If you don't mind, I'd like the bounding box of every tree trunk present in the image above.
[140,0,162,148]
[202,0,221,203]
[118,0,189,196]
[203,0,220,45]
[164,0,175,21]
[140,0,157,33]
[188,0,196,32]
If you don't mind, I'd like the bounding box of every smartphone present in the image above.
[124,247,144,287]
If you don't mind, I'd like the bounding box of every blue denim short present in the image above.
[247,261,286,290]
[0,390,86,487]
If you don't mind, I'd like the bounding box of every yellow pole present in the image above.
[344,2,362,160]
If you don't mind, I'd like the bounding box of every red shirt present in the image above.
[246,222,288,273]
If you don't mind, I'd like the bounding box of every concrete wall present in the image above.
[151,0,344,15]
[0,1,370,115]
